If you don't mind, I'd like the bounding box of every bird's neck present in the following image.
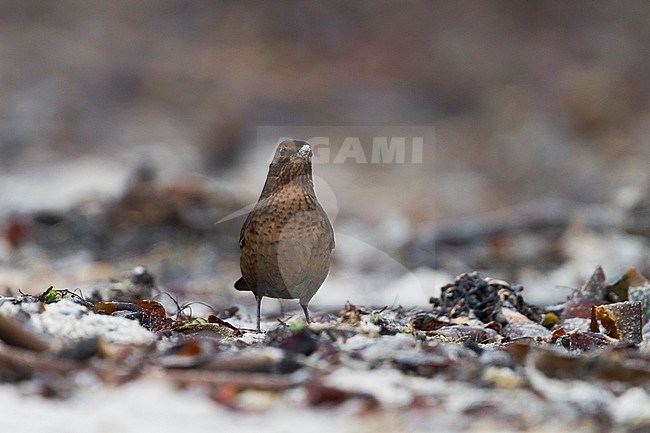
[259,161,313,200]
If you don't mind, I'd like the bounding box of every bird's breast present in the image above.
[249,186,325,238]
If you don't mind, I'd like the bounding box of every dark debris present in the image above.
[1,267,649,429]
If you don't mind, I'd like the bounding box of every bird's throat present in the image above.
[259,160,313,200]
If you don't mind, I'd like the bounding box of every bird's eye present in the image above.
[279,148,287,157]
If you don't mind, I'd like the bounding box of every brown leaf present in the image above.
[605,268,648,301]
[304,379,378,407]
[549,328,613,351]
[134,300,180,332]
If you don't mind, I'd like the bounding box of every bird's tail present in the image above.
[234,277,251,291]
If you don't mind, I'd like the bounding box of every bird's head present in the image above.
[270,139,313,181]
[272,140,313,164]
[258,140,316,200]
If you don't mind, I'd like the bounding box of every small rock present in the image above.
[482,366,523,389]
[629,282,650,327]
[590,301,643,344]
[502,322,552,340]
[430,325,500,344]
[580,265,607,300]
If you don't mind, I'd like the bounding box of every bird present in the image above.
[235,139,335,332]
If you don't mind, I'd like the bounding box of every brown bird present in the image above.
[235,140,335,332]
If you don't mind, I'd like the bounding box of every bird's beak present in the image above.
[295,144,312,160]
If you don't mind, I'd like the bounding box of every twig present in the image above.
[0,345,80,376]
[0,315,49,352]
[165,369,298,391]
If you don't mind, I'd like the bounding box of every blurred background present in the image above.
[1,1,650,312]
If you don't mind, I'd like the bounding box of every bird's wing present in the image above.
[313,199,335,251]
[239,212,251,249]
[239,196,271,249]
[326,217,335,251]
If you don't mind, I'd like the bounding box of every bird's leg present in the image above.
[301,304,311,324]
[255,295,262,332]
